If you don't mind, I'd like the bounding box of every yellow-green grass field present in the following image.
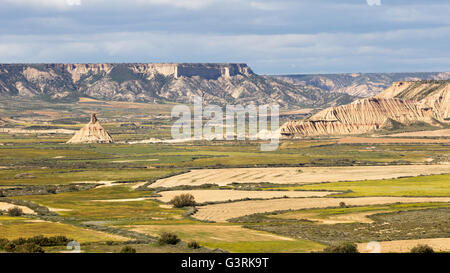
[271,174,450,197]
[127,223,325,253]
[0,168,175,186]
[13,185,184,221]
[0,216,128,243]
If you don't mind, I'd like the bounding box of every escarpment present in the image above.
[280,80,450,137]
[0,63,352,108]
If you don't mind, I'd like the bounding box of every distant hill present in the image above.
[0,63,356,109]
[280,80,450,137]
[273,72,450,97]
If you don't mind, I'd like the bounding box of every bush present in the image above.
[120,246,137,253]
[187,241,200,249]
[170,194,196,208]
[339,202,348,208]
[158,232,180,245]
[7,207,23,216]
[27,235,71,246]
[4,242,16,252]
[12,238,27,245]
[0,238,9,250]
[15,243,44,253]
[323,242,359,253]
[411,244,434,253]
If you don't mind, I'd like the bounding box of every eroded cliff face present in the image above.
[275,72,450,98]
[0,63,350,108]
[280,80,450,137]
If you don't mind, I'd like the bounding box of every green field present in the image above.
[294,174,450,197]
[0,98,449,253]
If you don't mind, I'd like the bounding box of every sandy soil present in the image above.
[338,137,450,144]
[192,197,450,222]
[93,197,152,202]
[156,190,334,203]
[0,202,36,214]
[358,238,450,253]
[0,128,76,134]
[389,129,450,137]
[151,165,450,188]
[129,224,295,242]
[75,181,117,188]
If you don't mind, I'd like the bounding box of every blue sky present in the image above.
[0,0,449,74]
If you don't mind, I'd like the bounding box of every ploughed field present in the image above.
[0,99,449,253]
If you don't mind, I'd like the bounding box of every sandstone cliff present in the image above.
[274,72,450,97]
[0,63,353,108]
[280,80,450,137]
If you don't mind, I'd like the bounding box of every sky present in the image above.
[0,0,449,74]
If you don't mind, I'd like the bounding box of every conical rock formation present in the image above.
[67,113,113,144]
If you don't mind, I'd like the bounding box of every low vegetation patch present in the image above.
[120,245,137,253]
[323,242,359,253]
[410,244,434,253]
[170,194,196,208]
[158,232,180,245]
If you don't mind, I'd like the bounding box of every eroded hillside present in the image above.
[280,80,450,137]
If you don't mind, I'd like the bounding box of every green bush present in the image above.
[187,241,200,249]
[15,243,44,253]
[7,207,23,217]
[0,238,9,250]
[27,235,71,246]
[120,246,137,253]
[12,238,27,245]
[158,232,180,245]
[4,242,16,252]
[170,194,196,208]
[411,244,434,253]
[323,242,359,253]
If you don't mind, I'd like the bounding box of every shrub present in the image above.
[158,232,180,245]
[15,243,44,253]
[7,207,23,217]
[120,246,137,253]
[339,202,347,208]
[12,238,27,245]
[0,238,9,250]
[4,242,16,252]
[411,244,434,253]
[187,241,200,249]
[170,194,196,208]
[27,235,71,246]
[323,242,359,253]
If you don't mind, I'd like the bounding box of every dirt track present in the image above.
[192,197,450,222]
[151,165,450,188]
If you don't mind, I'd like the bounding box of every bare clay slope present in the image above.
[280,80,450,137]
[0,63,354,108]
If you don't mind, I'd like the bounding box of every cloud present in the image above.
[0,0,449,74]
[1,26,449,74]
